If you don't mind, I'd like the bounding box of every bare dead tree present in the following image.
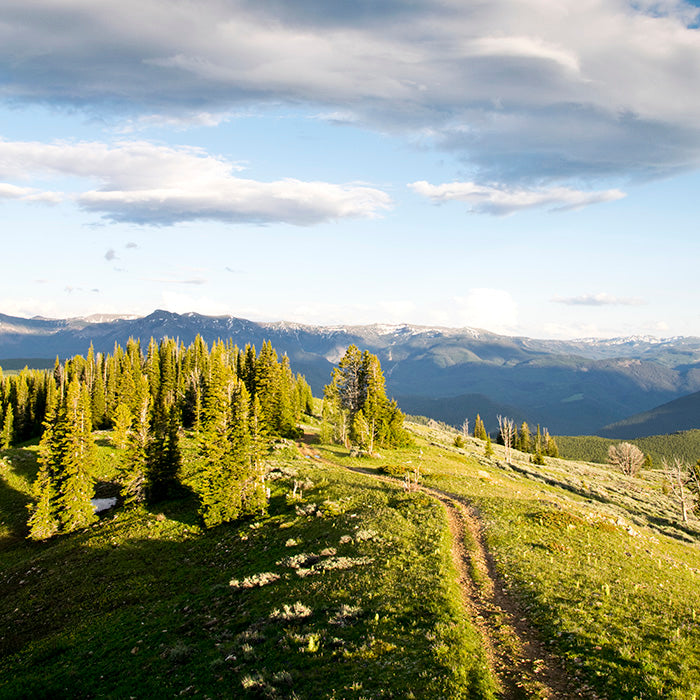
[497,415,515,463]
[607,442,645,477]
[461,418,469,437]
[661,457,696,523]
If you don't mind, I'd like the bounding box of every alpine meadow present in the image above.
[4,1,700,698]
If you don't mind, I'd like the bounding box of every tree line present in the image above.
[7,336,314,539]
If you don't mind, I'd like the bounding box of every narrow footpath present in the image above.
[298,438,592,700]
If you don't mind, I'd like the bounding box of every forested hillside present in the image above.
[0,336,314,538]
[600,390,700,438]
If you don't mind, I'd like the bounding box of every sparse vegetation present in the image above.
[608,441,646,476]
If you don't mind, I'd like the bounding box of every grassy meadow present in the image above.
[3,419,700,698]
[0,432,493,700]
[319,424,700,700]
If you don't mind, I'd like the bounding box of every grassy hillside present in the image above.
[4,420,700,698]
[315,425,700,699]
[0,434,493,700]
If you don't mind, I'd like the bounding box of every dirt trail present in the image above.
[298,439,588,699]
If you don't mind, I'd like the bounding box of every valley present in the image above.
[2,310,700,436]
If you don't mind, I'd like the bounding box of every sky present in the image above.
[2,0,700,340]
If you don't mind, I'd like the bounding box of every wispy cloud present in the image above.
[0,182,62,204]
[104,249,117,261]
[0,139,391,226]
[114,111,233,134]
[552,293,647,307]
[409,181,625,214]
[140,271,208,285]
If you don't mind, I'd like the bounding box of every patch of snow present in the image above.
[91,497,117,513]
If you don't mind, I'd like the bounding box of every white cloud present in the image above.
[451,289,519,334]
[0,139,391,225]
[114,111,234,134]
[0,182,62,204]
[409,180,625,214]
[552,293,647,307]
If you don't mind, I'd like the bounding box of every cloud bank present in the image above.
[552,293,647,307]
[2,0,700,185]
[0,140,391,225]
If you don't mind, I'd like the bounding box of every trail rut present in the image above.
[298,440,592,699]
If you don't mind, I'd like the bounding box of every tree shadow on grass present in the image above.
[0,449,39,547]
[1,447,39,482]
[0,474,31,548]
[151,484,202,528]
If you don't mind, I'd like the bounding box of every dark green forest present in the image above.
[0,337,316,539]
[0,338,411,542]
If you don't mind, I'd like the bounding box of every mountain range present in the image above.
[1,309,700,436]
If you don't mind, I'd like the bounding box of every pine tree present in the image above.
[196,348,238,527]
[255,341,282,435]
[57,381,97,532]
[146,342,182,505]
[121,372,150,505]
[1,403,14,449]
[28,389,61,540]
[28,377,96,538]
[112,403,132,450]
[473,414,487,440]
[485,434,494,458]
[322,346,407,451]
[91,367,107,429]
[517,422,532,453]
[195,341,269,527]
[276,355,298,437]
[145,337,161,405]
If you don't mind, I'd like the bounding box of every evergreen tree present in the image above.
[28,389,61,540]
[28,377,96,539]
[1,403,14,449]
[112,403,132,450]
[195,343,269,527]
[241,344,257,396]
[473,414,487,440]
[147,400,181,503]
[91,366,107,429]
[254,341,282,435]
[534,425,543,454]
[517,422,532,453]
[146,340,182,503]
[321,346,407,451]
[485,434,494,458]
[276,355,298,437]
[543,428,559,458]
[196,349,240,527]
[145,337,161,405]
[57,381,97,532]
[120,373,151,505]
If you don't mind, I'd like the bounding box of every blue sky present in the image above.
[2,0,700,339]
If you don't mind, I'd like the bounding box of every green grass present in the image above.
[7,419,700,698]
[383,424,700,699]
[0,434,495,699]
